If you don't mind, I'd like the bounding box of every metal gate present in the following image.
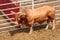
[0,0,60,33]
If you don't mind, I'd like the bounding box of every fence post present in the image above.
[32,0,34,9]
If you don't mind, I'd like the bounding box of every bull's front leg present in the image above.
[29,26,33,34]
[29,21,34,34]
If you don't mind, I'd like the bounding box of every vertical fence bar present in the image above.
[32,0,34,9]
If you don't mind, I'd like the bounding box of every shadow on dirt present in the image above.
[9,24,47,36]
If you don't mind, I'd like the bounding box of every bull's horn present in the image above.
[10,11,16,14]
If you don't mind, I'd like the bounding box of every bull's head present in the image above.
[11,10,28,27]
[19,13,28,27]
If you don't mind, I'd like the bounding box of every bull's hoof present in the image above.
[45,28,48,30]
[29,30,32,34]
[29,32,32,34]
[52,28,55,30]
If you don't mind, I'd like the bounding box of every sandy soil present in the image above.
[0,0,60,40]
[0,23,60,40]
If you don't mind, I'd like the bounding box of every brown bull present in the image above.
[13,5,56,34]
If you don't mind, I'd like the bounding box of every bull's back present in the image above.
[27,9,47,22]
[25,6,55,21]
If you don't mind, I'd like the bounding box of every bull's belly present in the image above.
[35,18,47,24]
[38,20,46,24]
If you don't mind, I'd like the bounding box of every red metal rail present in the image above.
[0,0,20,22]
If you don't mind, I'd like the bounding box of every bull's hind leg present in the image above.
[52,19,55,30]
[45,19,50,30]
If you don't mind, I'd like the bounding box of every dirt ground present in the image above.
[0,0,60,40]
[0,23,60,40]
